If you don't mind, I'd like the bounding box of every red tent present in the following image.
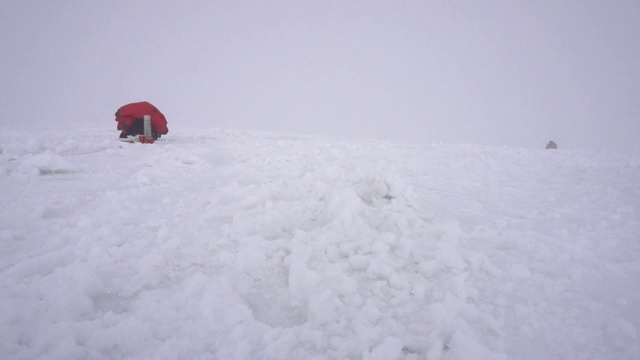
[115,101,169,139]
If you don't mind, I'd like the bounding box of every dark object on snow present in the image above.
[545,140,557,149]
[115,101,168,140]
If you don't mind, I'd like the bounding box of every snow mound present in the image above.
[17,153,76,176]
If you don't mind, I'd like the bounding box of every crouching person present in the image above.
[115,101,169,140]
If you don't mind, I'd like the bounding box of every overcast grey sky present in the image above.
[1,1,639,150]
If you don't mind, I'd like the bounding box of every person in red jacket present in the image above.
[115,101,169,139]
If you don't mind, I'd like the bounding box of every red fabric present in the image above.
[115,101,169,135]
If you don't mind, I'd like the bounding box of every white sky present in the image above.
[1,0,639,150]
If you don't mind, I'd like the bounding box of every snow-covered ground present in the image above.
[1,127,639,360]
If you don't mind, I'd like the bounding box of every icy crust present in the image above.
[0,128,639,359]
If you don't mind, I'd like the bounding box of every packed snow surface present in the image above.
[1,128,639,360]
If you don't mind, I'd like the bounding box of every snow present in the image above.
[1,127,639,359]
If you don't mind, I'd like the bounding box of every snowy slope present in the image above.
[1,128,639,360]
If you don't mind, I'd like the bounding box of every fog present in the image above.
[2,1,639,151]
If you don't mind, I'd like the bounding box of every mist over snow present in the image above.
[1,128,639,359]
[1,1,640,151]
